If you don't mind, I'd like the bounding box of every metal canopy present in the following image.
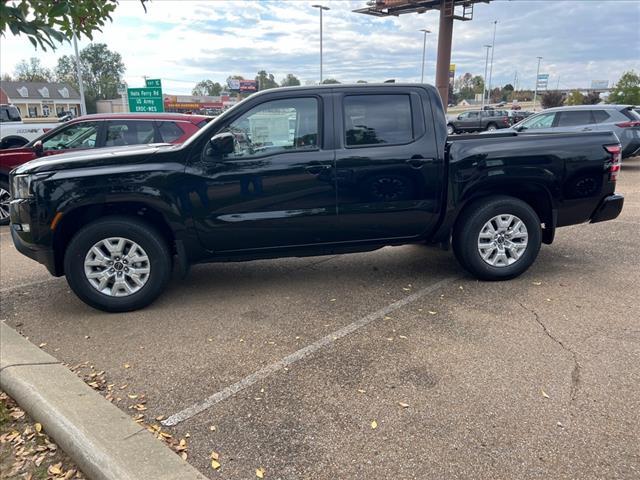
[354,0,489,21]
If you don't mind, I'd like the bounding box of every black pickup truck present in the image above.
[9,84,624,312]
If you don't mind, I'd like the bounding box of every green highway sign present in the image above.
[145,78,162,88]
[127,87,164,113]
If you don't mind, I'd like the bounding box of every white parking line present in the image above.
[162,275,457,427]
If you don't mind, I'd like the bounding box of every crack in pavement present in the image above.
[518,302,581,402]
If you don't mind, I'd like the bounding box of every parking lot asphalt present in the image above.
[1,160,639,479]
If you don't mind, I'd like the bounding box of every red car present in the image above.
[0,113,211,224]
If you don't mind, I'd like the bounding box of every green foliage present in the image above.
[14,57,52,82]
[583,91,601,105]
[321,78,340,84]
[608,70,640,105]
[55,43,125,113]
[503,84,514,92]
[0,0,147,50]
[566,90,585,106]
[192,80,223,96]
[280,74,301,87]
[541,90,565,109]
[255,70,278,90]
[356,80,368,84]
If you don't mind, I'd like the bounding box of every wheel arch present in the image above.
[52,201,177,276]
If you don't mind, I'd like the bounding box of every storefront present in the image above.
[0,81,81,118]
[163,94,238,114]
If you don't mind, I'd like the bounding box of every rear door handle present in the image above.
[305,164,330,174]
[406,158,435,168]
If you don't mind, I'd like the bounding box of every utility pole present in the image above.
[312,5,330,84]
[487,20,497,103]
[420,29,431,83]
[481,44,491,110]
[72,30,87,116]
[532,56,543,111]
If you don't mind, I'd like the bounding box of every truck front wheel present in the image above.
[64,216,172,312]
[453,196,542,280]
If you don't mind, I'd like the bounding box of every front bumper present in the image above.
[10,225,58,276]
[590,194,624,223]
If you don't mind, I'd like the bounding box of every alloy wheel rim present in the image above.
[0,187,10,221]
[477,214,528,267]
[84,237,151,297]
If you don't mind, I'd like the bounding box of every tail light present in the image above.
[615,120,640,128]
[43,128,52,133]
[502,116,509,125]
[604,144,622,182]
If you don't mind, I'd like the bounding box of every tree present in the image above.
[0,0,147,50]
[490,87,503,103]
[55,43,125,113]
[471,75,484,95]
[192,80,222,96]
[541,90,564,109]
[608,70,640,105]
[1,73,13,82]
[14,57,52,82]
[503,83,514,92]
[255,70,278,91]
[321,78,340,84]
[566,90,585,106]
[583,91,601,105]
[281,74,301,87]
[356,80,368,84]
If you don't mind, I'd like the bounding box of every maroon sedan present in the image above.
[0,113,211,224]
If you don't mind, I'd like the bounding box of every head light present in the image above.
[11,174,33,199]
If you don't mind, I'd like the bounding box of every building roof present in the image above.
[0,81,80,101]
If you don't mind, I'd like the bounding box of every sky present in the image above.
[1,0,639,95]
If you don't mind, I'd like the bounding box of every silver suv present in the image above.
[511,105,640,158]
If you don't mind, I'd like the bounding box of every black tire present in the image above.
[0,179,10,226]
[64,216,172,312]
[452,196,542,280]
[486,123,498,132]
[446,124,456,135]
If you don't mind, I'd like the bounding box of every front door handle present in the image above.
[305,164,330,175]
[405,158,435,168]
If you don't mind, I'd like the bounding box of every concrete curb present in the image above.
[0,322,208,480]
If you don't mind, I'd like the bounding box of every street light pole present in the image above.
[481,44,491,110]
[72,30,87,116]
[487,20,497,104]
[420,29,431,83]
[533,56,543,111]
[312,5,330,84]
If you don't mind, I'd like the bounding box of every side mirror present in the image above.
[457,115,463,120]
[207,132,235,159]
[32,140,44,157]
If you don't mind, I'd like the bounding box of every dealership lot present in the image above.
[1,161,639,479]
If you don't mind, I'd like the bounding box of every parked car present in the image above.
[0,113,211,225]
[504,105,640,158]
[508,110,533,125]
[447,109,511,134]
[0,104,61,149]
[9,84,623,311]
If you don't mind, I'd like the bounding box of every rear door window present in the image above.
[105,121,156,147]
[555,110,594,127]
[344,95,413,147]
[592,110,612,123]
[157,121,185,143]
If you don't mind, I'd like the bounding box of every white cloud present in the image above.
[0,0,638,94]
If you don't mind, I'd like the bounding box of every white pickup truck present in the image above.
[0,104,62,149]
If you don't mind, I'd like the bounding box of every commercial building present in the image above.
[0,81,82,118]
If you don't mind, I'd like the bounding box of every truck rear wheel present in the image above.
[452,196,541,280]
[64,216,172,312]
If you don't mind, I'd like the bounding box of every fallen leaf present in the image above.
[541,389,550,399]
[211,459,221,470]
[398,402,409,408]
[128,394,138,399]
[209,425,216,431]
[330,298,336,302]
[357,389,366,394]
[256,467,265,478]
[39,343,47,348]
[399,335,407,339]
[119,384,128,390]
[34,423,42,433]
[181,452,188,461]
[370,420,378,429]
[155,415,165,421]
[48,464,63,475]
[428,311,437,315]
[210,450,219,461]
[532,281,542,286]
[123,363,131,369]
